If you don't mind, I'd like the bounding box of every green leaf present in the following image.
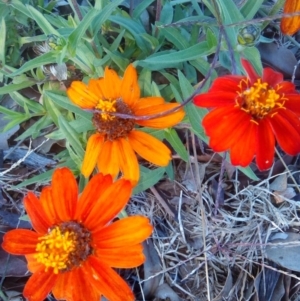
[26,5,60,35]
[177,70,208,142]
[133,167,165,194]
[10,91,45,114]
[68,9,101,56]
[45,90,92,121]
[238,166,260,181]
[0,80,35,95]
[165,129,189,162]
[138,41,215,70]
[241,0,264,19]
[0,18,6,69]
[160,27,189,50]
[133,0,155,19]
[91,0,124,34]
[8,52,57,77]
[108,15,148,52]
[58,115,85,158]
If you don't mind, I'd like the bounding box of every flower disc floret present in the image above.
[35,221,92,274]
[238,78,285,119]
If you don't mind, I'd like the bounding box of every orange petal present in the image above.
[95,244,145,268]
[23,267,58,301]
[24,192,51,234]
[83,179,132,231]
[93,216,153,248]
[132,97,165,111]
[88,78,104,98]
[280,0,300,35]
[81,133,104,178]
[84,256,135,301]
[67,81,98,109]
[75,173,113,222]
[96,67,122,100]
[52,272,73,301]
[120,64,140,107]
[40,186,57,225]
[128,130,171,166]
[117,138,140,185]
[51,168,78,221]
[53,267,100,301]
[97,140,120,179]
[255,118,275,171]
[26,254,43,273]
[134,103,185,128]
[241,59,259,84]
[2,229,39,255]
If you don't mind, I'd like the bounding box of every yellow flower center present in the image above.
[35,221,92,274]
[93,98,135,140]
[238,79,286,119]
[95,99,117,121]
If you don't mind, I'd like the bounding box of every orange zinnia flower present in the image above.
[2,167,152,301]
[194,59,300,171]
[280,0,300,35]
[67,64,185,184]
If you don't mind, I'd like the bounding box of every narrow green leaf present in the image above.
[0,18,6,67]
[0,80,35,95]
[10,91,45,114]
[160,27,189,50]
[108,15,148,51]
[58,115,85,158]
[8,52,57,77]
[26,5,60,35]
[138,41,215,70]
[238,166,260,181]
[241,0,264,19]
[165,129,189,162]
[133,0,155,19]
[133,167,165,194]
[45,90,92,121]
[68,8,101,56]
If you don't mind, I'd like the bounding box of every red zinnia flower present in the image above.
[2,168,152,301]
[194,59,300,170]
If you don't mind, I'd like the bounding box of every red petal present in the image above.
[75,173,113,222]
[255,119,275,170]
[95,244,145,268]
[51,168,78,221]
[23,267,58,301]
[2,229,38,255]
[229,121,257,167]
[93,216,152,247]
[276,81,296,93]
[194,92,236,107]
[263,67,284,87]
[24,192,51,234]
[269,112,300,155]
[209,75,243,92]
[83,179,132,231]
[84,256,135,301]
[241,59,259,84]
[40,186,57,225]
[285,95,300,114]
